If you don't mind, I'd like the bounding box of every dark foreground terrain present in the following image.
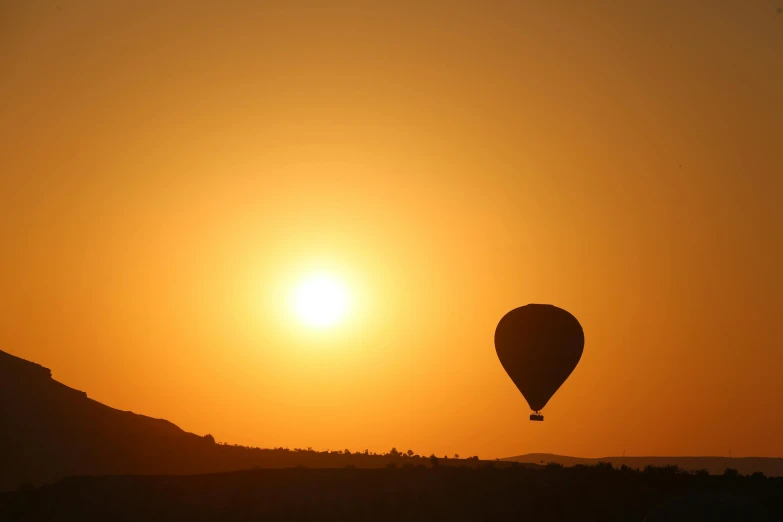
[2,465,781,522]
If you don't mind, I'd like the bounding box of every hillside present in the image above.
[0,349,513,491]
[503,453,783,477]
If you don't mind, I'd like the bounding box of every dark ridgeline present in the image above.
[2,349,782,521]
[0,348,263,491]
[0,349,499,493]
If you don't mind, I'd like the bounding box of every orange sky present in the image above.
[1,1,781,459]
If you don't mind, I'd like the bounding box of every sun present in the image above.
[290,272,349,328]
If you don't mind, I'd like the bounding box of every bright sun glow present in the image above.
[291,273,349,328]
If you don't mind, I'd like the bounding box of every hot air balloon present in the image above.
[494,304,584,421]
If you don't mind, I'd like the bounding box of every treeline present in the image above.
[204,436,482,464]
[205,437,778,479]
[540,460,776,480]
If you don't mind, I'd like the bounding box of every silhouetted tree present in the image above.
[344,448,352,455]
[594,461,613,473]
[389,447,399,457]
[406,449,414,457]
[203,434,215,444]
[454,454,459,459]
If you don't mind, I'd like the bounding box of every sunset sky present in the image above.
[1,1,781,460]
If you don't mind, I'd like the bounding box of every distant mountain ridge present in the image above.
[503,453,783,477]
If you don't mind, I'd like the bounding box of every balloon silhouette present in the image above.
[494,304,584,421]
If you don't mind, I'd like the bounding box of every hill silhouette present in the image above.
[0,349,517,492]
[503,453,783,478]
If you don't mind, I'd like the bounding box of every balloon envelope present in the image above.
[494,304,584,413]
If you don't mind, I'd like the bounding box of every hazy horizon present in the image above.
[1,1,781,461]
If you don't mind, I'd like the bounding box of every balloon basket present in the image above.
[529,413,544,422]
